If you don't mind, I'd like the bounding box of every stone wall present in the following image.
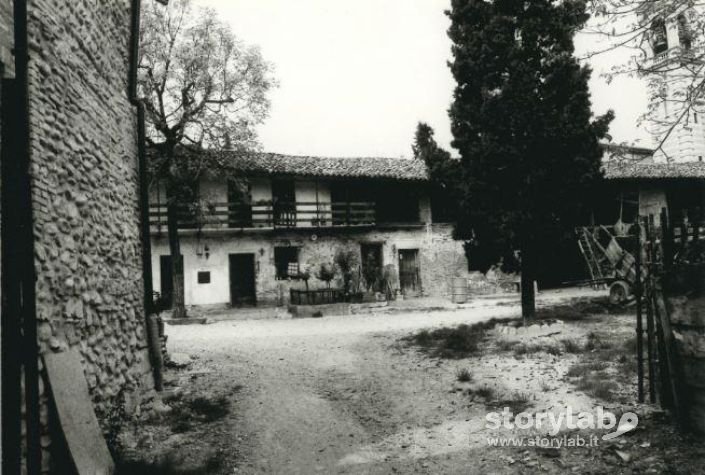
[26,0,153,438]
[0,0,13,77]
[152,224,468,307]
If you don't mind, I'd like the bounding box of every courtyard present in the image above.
[118,290,705,474]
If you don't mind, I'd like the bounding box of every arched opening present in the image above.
[650,18,668,54]
[677,13,692,50]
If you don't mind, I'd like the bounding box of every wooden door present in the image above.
[229,254,257,306]
[398,249,420,295]
[159,255,183,309]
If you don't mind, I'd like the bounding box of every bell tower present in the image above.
[639,5,705,163]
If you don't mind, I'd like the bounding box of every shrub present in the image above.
[335,249,359,293]
[316,263,337,288]
[473,385,497,400]
[456,368,473,382]
[498,391,533,413]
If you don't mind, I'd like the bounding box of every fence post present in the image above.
[645,215,657,403]
[635,218,644,403]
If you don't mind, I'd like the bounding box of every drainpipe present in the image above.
[1,0,41,473]
[129,0,163,391]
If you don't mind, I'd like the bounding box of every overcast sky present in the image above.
[197,0,651,158]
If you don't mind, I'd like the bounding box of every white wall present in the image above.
[151,224,465,307]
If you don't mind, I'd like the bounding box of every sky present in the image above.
[197,0,651,158]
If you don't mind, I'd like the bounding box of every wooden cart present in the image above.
[576,225,641,304]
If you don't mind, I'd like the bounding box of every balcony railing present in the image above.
[149,201,377,231]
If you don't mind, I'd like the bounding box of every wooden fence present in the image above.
[635,208,705,432]
[289,288,345,306]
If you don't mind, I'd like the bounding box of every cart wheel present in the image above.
[609,281,631,305]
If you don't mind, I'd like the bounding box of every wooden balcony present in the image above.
[149,201,378,232]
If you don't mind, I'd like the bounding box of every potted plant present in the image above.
[316,263,337,289]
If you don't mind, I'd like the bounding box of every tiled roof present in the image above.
[203,150,430,181]
[604,161,705,180]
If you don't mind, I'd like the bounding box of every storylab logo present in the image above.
[485,406,639,441]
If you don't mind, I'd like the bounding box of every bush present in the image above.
[335,249,359,293]
[456,368,473,382]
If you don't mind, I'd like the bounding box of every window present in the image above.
[274,247,300,279]
[197,271,211,284]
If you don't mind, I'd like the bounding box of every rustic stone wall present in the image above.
[668,295,705,433]
[26,0,153,429]
[0,0,13,77]
[152,224,468,307]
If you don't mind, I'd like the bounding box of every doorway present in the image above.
[398,249,420,296]
[159,255,183,309]
[229,253,257,306]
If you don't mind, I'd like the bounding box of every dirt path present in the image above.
[124,290,705,474]
[164,292,584,474]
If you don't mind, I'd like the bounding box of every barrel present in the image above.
[451,277,469,304]
[668,295,705,433]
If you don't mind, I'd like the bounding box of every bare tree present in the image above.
[584,1,705,160]
[139,0,275,318]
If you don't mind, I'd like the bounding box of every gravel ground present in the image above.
[120,288,705,474]
[155,289,601,474]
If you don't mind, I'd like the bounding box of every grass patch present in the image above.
[497,391,533,413]
[576,375,619,401]
[513,342,562,357]
[539,380,552,392]
[561,338,584,354]
[404,319,505,358]
[495,339,515,351]
[565,361,608,378]
[116,452,224,475]
[166,394,231,433]
[535,298,616,322]
[188,396,230,423]
[456,368,473,383]
[585,332,615,351]
[471,385,497,401]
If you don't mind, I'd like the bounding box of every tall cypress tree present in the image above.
[446,0,613,319]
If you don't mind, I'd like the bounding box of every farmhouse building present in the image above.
[598,145,705,226]
[150,151,468,308]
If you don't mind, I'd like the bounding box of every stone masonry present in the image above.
[27,0,154,410]
[0,0,13,77]
[1,1,157,471]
